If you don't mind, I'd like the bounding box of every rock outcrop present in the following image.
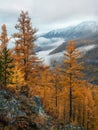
[0,89,47,130]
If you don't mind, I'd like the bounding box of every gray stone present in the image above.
[33,96,46,115]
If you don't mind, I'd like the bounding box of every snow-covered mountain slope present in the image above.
[36,21,98,65]
[40,21,98,40]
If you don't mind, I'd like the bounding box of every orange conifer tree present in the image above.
[63,40,84,125]
[13,11,39,87]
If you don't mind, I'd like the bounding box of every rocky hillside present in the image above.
[0,89,48,130]
[0,88,84,130]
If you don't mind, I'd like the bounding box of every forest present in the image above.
[0,11,98,130]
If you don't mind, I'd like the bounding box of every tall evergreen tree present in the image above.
[0,24,14,87]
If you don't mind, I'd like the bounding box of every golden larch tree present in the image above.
[9,62,25,94]
[63,40,84,125]
[13,11,40,87]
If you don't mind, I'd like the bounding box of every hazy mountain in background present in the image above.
[41,21,98,39]
[36,21,98,62]
[36,21,98,84]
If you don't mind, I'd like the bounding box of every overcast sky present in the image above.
[0,0,97,34]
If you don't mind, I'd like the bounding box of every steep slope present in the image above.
[49,36,98,55]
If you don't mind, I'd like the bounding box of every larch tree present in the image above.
[0,24,14,87]
[38,66,52,108]
[63,40,84,125]
[9,62,25,94]
[51,67,63,118]
[13,11,39,87]
[0,24,9,50]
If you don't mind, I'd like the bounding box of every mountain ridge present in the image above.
[40,21,98,40]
